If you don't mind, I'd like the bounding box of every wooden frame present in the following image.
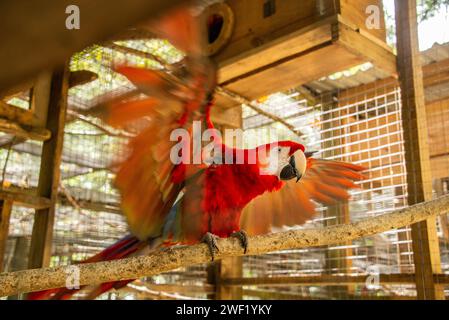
[214,15,396,109]
[28,66,70,269]
[0,200,13,273]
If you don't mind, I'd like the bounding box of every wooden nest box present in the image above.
[204,0,396,108]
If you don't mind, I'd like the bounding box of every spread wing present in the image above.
[94,5,215,240]
[240,158,366,236]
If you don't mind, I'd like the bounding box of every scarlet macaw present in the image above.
[28,4,365,300]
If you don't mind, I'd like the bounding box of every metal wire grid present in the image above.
[240,79,421,299]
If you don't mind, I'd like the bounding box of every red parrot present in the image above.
[28,4,365,300]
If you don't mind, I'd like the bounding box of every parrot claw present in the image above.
[201,232,220,261]
[231,230,249,254]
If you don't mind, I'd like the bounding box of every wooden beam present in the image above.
[135,282,214,295]
[336,18,397,76]
[0,119,51,142]
[30,72,53,128]
[0,200,13,273]
[0,0,187,93]
[32,70,99,127]
[59,197,121,215]
[69,71,98,88]
[222,274,449,287]
[0,189,51,210]
[395,0,444,300]
[242,288,313,300]
[0,101,34,127]
[217,17,396,107]
[0,184,117,213]
[222,42,360,105]
[28,66,69,269]
[209,257,243,300]
[0,70,96,140]
[217,17,335,84]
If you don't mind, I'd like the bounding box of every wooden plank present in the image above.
[336,19,397,76]
[223,43,363,104]
[217,18,335,83]
[214,1,338,63]
[212,0,392,103]
[0,0,186,93]
[0,200,13,273]
[394,0,444,300]
[0,81,33,101]
[0,70,98,138]
[242,289,314,300]
[30,72,53,128]
[136,282,214,295]
[0,184,116,213]
[59,198,121,215]
[0,119,51,142]
[219,20,396,104]
[0,189,51,210]
[0,101,34,126]
[223,274,449,286]
[209,257,243,300]
[28,66,69,269]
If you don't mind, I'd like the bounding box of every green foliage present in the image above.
[419,0,449,21]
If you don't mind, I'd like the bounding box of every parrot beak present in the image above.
[279,156,302,182]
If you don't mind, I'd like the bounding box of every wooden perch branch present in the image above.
[1,195,448,297]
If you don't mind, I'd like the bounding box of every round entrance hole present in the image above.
[208,14,224,44]
[203,3,234,56]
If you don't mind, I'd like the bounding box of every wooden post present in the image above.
[394,0,444,300]
[30,71,53,127]
[0,200,13,272]
[28,65,69,269]
[208,257,243,300]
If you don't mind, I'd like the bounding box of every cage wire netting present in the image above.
[241,79,415,299]
[239,39,449,299]
[1,10,449,300]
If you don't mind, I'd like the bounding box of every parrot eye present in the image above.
[278,148,282,152]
